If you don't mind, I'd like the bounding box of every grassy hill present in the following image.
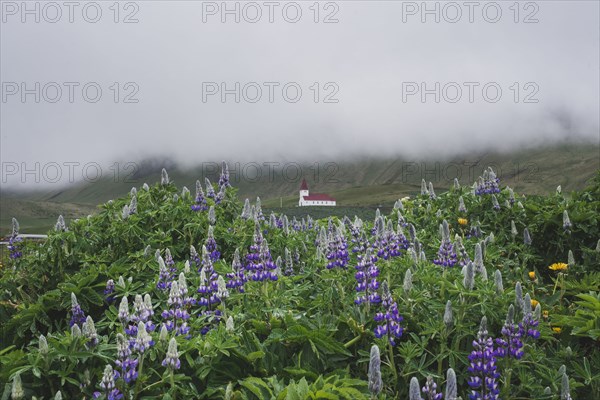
[2,142,598,233]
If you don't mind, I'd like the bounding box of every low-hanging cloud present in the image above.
[1,1,598,188]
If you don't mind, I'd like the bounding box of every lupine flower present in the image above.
[159,324,169,342]
[181,186,190,199]
[514,282,524,315]
[563,210,572,232]
[403,268,413,293]
[208,206,216,225]
[241,199,252,219]
[219,161,231,188]
[561,373,572,400]
[125,294,156,336]
[205,226,220,262]
[99,365,123,400]
[467,316,500,400]
[7,218,23,259]
[433,220,458,268]
[508,187,515,205]
[475,167,501,195]
[157,255,173,290]
[473,243,485,274]
[491,195,500,211]
[198,247,222,304]
[142,183,149,191]
[11,373,24,400]
[162,281,192,336]
[410,377,423,400]
[71,324,82,337]
[244,229,279,281]
[55,391,63,400]
[226,316,235,332]
[104,279,115,302]
[463,261,475,290]
[215,185,226,204]
[422,376,443,400]
[55,215,67,231]
[367,345,382,396]
[70,293,87,327]
[454,178,460,189]
[115,333,138,383]
[444,300,453,329]
[284,248,294,276]
[133,322,154,353]
[523,228,532,245]
[226,248,246,292]
[445,368,457,400]
[191,181,208,212]
[129,195,137,215]
[162,338,181,370]
[354,248,380,305]
[428,182,436,200]
[325,228,349,269]
[161,168,170,185]
[520,295,541,340]
[372,220,409,261]
[567,250,575,267]
[205,178,215,199]
[254,197,264,221]
[122,205,130,220]
[82,316,98,348]
[421,179,429,195]
[118,296,129,325]
[374,281,404,346]
[494,270,504,294]
[39,334,49,356]
[495,305,523,360]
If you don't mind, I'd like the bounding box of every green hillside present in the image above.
[2,142,598,233]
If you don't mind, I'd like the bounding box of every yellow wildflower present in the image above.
[549,263,568,271]
[528,271,536,280]
[543,310,549,320]
[531,299,539,308]
[552,327,562,334]
[458,218,468,226]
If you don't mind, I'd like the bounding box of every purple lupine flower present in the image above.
[422,376,443,400]
[205,178,216,199]
[354,248,381,305]
[325,228,349,269]
[191,180,208,212]
[104,280,115,303]
[133,322,154,353]
[115,333,138,384]
[162,338,181,370]
[283,248,294,276]
[519,295,541,340]
[197,247,221,306]
[372,220,409,261]
[8,218,23,260]
[475,168,501,195]
[226,249,246,292]
[162,281,191,336]
[491,195,500,211]
[218,161,230,188]
[205,226,220,262]
[215,185,226,204]
[433,221,458,268]
[125,295,156,336]
[99,365,123,400]
[156,255,173,290]
[495,305,524,360]
[255,197,265,221]
[70,293,87,327]
[467,316,500,400]
[55,215,67,232]
[244,228,278,281]
[241,199,252,219]
[374,281,404,346]
[455,236,471,267]
[458,196,467,213]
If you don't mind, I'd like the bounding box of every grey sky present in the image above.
[1,1,599,187]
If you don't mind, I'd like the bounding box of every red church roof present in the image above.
[300,178,309,191]
[303,193,336,201]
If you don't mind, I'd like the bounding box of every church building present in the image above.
[298,178,336,207]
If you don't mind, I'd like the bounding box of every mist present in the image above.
[1,1,599,188]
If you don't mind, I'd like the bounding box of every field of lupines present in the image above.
[1,164,599,400]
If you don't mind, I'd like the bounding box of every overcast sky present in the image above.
[1,1,599,187]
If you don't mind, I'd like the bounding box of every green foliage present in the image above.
[1,170,599,399]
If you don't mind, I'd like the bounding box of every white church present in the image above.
[298,178,336,207]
